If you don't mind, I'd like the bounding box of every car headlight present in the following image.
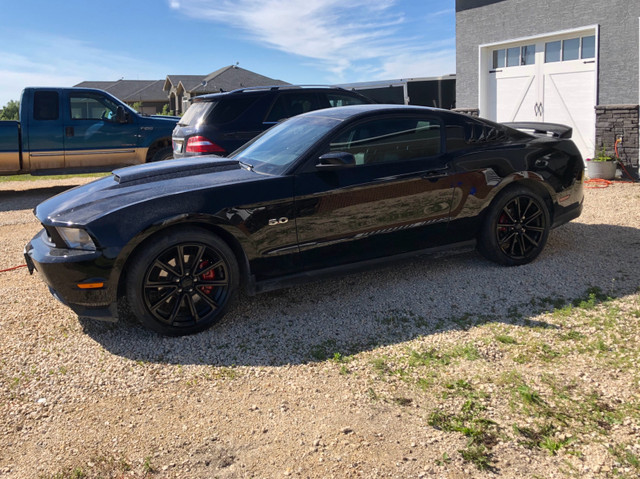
[55,227,97,251]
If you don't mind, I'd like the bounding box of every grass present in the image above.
[355,287,640,472]
[42,455,135,479]
[428,397,498,471]
[0,173,108,182]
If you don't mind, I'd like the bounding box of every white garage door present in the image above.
[483,29,597,161]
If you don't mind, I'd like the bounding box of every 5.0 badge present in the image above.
[268,217,289,226]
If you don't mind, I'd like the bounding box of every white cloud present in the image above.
[0,34,165,107]
[375,50,456,80]
[172,0,454,79]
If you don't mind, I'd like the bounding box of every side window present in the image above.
[445,124,469,152]
[69,93,120,121]
[33,91,59,121]
[326,93,368,107]
[209,96,258,125]
[329,117,441,165]
[264,92,321,123]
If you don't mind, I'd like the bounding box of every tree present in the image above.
[0,100,19,121]
[159,104,175,116]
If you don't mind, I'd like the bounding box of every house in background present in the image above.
[455,0,640,177]
[77,65,289,116]
[163,65,289,115]
[74,79,168,115]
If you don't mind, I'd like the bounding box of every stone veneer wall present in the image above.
[595,105,639,179]
[451,108,479,117]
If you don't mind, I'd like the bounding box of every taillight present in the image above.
[185,136,226,154]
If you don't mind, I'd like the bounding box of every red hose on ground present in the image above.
[0,264,28,273]
[585,138,636,187]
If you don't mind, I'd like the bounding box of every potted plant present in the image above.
[586,146,617,180]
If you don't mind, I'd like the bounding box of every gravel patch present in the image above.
[1,177,639,478]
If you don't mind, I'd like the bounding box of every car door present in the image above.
[63,91,139,168]
[293,114,456,271]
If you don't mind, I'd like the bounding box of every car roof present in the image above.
[299,104,445,121]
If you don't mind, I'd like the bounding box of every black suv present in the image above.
[171,85,374,157]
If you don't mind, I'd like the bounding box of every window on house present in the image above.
[581,35,596,59]
[522,45,536,65]
[506,47,520,67]
[545,35,596,63]
[545,41,562,63]
[493,49,506,69]
[562,38,580,61]
[493,44,536,69]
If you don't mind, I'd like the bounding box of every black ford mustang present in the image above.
[25,105,584,335]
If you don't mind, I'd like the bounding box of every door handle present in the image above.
[534,102,544,117]
[65,126,74,137]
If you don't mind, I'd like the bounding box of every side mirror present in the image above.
[115,106,129,124]
[316,151,356,169]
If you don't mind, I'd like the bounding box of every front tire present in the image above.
[126,227,239,336]
[477,186,550,266]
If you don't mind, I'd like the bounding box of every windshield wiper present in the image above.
[238,161,254,171]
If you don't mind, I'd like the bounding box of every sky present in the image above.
[0,0,456,107]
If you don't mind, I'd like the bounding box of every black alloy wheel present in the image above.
[478,186,550,266]
[126,227,239,335]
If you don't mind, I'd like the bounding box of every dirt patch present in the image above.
[1,178,639,478]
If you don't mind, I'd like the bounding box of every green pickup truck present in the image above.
[0,87,179,175]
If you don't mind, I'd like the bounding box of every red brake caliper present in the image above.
[498,213,508,233]
[199,261,216,295]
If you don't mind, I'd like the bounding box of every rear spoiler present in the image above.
[503,122,572,139]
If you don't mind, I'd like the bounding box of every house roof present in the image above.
[164,65,289,96]
[163,75,205,94]
[75,80,168,102]
[75,66,290,104]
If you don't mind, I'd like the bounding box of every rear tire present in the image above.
[126,227,239,336]
[150,146,173,162]
[477,186,550,266]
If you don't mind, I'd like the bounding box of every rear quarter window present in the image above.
[178,102,214,126]
[33,91,59,121]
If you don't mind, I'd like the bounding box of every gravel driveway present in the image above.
[1,177,639,478]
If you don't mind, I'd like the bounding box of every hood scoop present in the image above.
[113,157,239,184]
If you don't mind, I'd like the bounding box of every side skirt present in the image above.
[247,240,477,295]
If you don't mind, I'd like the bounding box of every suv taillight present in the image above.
[185,136,226,154]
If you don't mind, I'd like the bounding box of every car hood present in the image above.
[35,156,260,226]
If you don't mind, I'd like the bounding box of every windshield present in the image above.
[230,115,340,175]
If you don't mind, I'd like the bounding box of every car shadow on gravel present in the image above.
[0,186,80,212]
[81,221,640,367]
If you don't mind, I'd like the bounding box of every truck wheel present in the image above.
[125,227,239,336]
[150,146,173,162]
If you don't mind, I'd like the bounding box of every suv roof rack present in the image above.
[222,85,352,95]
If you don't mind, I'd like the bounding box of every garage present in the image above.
[480,27,598,161]
[456,0,639,179]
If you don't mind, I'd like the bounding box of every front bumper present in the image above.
[24,229,119,322]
